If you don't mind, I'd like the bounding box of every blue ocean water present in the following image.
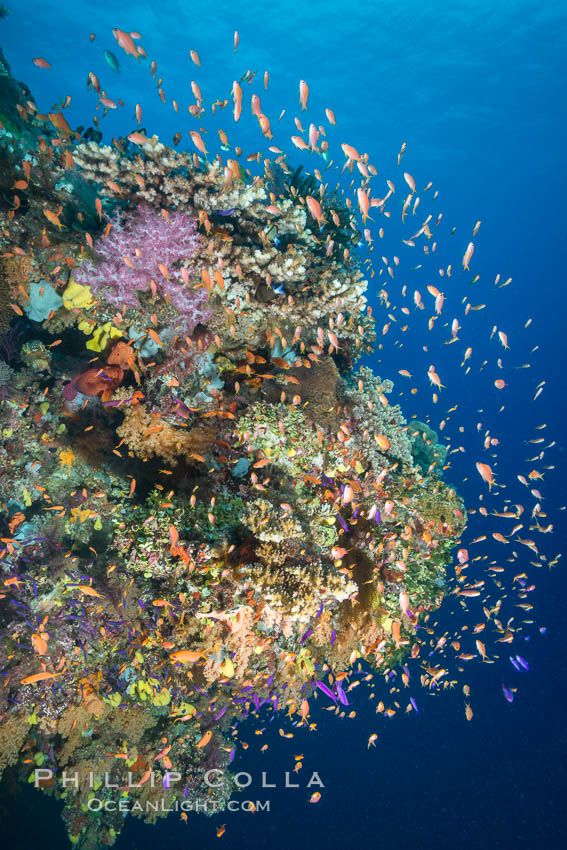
[1,1,566,848]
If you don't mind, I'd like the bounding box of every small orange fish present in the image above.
[113,28,140,61]
[43,209,63,230]
[404,172,416,193]
[463,241,475,270]
[306,195,324,227]
[31,633,49,655]
[77,585,105,598]
[169,650,205,664]
[196,730,212,748]
[21,671,61,685]
[391,620,401,647]
[341,142,360,161]
[476,462,494,490]
[476,640,486,660]
[299,79,309,110]
[128,132,150,145]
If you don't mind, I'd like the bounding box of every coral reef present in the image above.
[0,50,466,849]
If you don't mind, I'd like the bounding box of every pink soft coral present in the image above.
[74,205,210,334]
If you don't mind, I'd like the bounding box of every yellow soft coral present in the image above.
[86,322,123,352]
[62,276,94,310]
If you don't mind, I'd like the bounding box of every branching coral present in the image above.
[240,560,357,622]
[340,366,414,470]
[116,400,215,464]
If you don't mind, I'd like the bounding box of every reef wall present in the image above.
[0,52,465,847]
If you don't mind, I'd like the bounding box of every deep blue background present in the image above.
[1,2,566,848]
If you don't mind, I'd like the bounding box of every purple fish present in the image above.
[317,602,323,618]
[335,681,349,706]
[410,697,419,713]
[336,513,349,533]
[515,655,529,671]
[102,396,133,407]
[509,656,522,672]
[375,509,381,524]
[215,706,227,720]
[330,629,336,646]
[315,680,337,702]
[301,628,313,645]
[501,683,514,703]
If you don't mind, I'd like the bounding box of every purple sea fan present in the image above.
[74,205,211,334]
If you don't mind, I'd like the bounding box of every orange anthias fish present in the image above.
[463,241,475,270]
[306,195,325,228]
[476,462,495,490]
[77,585,105,598]
[169,650,205,663]
[341,142,360,161]
[190,131,208,155]
[48,111,73,136]
[113,28,140,60]
[43,208,64,230]
[232,81,242,122]
[21,671,62,685]
[196,730,212,748]
[299,79,309,110]
[128,132,150,145]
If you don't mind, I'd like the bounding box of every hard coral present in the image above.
[116,400,215,464]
